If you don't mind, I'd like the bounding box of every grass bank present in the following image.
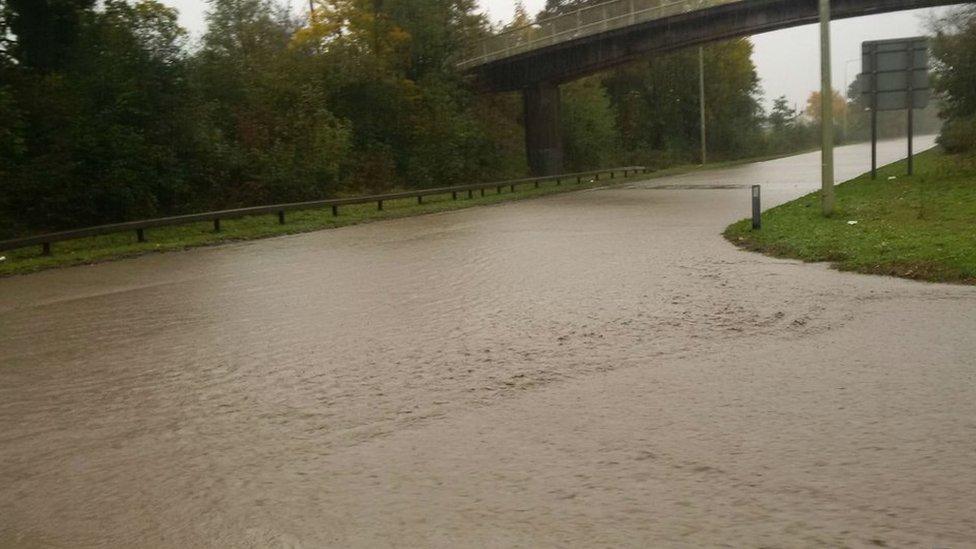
[725,148,976,284]
[0,164,698,277]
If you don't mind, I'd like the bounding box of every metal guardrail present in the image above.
[459,0,736,69]
[0,166,648,256]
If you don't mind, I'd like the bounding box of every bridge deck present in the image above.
[459,0,737,70]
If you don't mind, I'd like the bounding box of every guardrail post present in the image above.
[213,219,221,233]
[136,228,146,243]
[278,211,285,224]
[42,242,51,256]
[418,195,423,205]
[332,205,338,217]
[378,200,384,211]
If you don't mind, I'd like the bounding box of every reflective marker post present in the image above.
[751,185,762,230]
[819,0,835,217]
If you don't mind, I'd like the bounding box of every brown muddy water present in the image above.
[2,137,975,548]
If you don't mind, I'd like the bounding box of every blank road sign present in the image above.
[860,37,930,111]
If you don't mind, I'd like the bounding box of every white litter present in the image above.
[888,176,897,180]
[847,221,859,225]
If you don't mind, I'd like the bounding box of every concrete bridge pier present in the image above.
[523,82,564,176]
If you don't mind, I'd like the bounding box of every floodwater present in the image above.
[2,137,975,548]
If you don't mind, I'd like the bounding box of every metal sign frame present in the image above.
[859,37,930,177]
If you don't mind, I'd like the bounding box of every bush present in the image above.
[938,115,976,153]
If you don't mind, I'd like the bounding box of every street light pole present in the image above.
[699,46,707,165]
[843,58,859,140]
[819,0,835,216]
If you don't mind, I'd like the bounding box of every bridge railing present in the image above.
[459,0,737,70]
[0,166,648,257]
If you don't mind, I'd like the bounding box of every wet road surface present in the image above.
[3,137,976,547]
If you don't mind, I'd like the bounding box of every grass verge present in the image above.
[724,148,976,284]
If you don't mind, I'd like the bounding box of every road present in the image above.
[2,137,975,548]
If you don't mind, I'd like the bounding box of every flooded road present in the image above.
[3,137,975,548]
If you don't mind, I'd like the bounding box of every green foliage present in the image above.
[939,115,976,153]
[192,0,350,204]
[603,39,764,165]
[540,0,592,18]
[932,7,976,152]
[3,1,200,231]
[561,77,618,172]
[3,0,96,71]
[0,0,778,239]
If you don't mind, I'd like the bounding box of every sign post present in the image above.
[860,37,929,178]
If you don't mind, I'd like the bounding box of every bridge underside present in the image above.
[469,0,964,175]
[472,0,960,92]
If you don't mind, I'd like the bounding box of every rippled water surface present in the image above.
[3,138,976,547]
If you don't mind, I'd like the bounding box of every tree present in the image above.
[763,95,817,154]
[805,89,847,125]
[561,77,618,171]
[295,0,511,191]
[539,0,606,19]
[602,38,763,164]
[0,0,809,238]
[2,1,203,232]
[2,0,96,71]
[193,0,350,203]
[768,96,798,131]
[931,6,976,152]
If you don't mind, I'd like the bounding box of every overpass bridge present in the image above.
[460,0,965,175]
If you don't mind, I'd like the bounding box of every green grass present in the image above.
[725,148,976,284]
[0,167,687,277]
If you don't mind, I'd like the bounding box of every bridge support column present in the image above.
[523,82,564,176]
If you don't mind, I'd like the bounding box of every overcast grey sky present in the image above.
[160,0,943,110]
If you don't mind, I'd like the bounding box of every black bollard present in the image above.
[752,185,762,230]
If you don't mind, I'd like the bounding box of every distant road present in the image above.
[4,136,976,547]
